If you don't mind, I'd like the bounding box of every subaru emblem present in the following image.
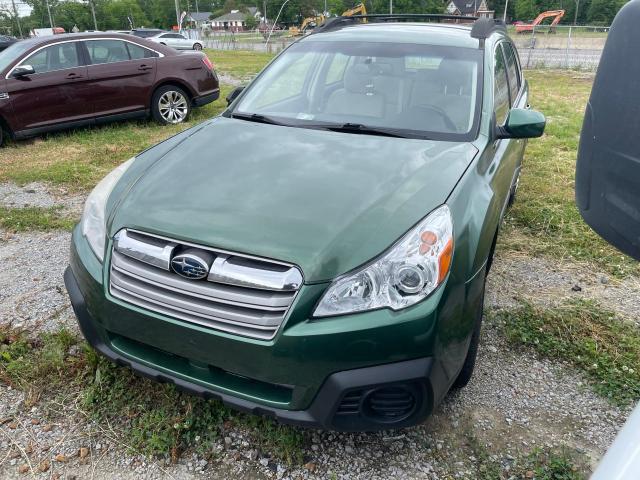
[171,250,213,280]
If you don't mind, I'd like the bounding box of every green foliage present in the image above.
[587,0,624,24]
[0,327,84,395]
[509,0,623,24]
[495,300,640,407]
[83,356,306,462]
[0,206,76,231]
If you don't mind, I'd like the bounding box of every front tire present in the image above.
[193,43,203,51]
[151,85,191,125]
[451,281,485,389]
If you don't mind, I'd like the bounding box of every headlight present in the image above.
[81,158,135,261]
[313,205,453,317]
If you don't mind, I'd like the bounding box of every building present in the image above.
[445,0,494,18]
[186,12,214,29]
[210,8,261,32]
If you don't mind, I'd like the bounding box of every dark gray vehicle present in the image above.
[576,1,640,478]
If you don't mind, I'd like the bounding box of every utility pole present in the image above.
[503,0,508,22]
[389,0,393,14]
[11,0,22,37]
[573,0,580,25]
[175,0,181,29]
[89,0,98,30]
[263,0,267,25]
[45,0,54,28]
[195,0,199,14]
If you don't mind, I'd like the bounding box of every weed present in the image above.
[0,206,75,231]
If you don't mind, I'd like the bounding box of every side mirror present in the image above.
[11,65,36,78]
[226,86,244,106]
[496,108,546,139]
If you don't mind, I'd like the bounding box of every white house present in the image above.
[210,8,261,32]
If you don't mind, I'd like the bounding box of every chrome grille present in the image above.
[109,229,302,340]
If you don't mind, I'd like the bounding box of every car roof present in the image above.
[299,21,505,49]
[12,32,176,56]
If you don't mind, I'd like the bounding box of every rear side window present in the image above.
[20,42,80,74]
[126,42,158,59]
[493,44,510,125]
[502,43,521,105]
[85,40,130,65]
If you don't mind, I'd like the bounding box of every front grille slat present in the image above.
[109,230,302,341]
[112,252,294,311]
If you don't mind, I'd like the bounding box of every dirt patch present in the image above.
[0,183,84,219]
[487,250,640,323]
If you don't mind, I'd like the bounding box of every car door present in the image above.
[175,34,191,50]
[83,39,158,117]
[5,41,92,133]
[160,33,180,49]
[488,41,524,219]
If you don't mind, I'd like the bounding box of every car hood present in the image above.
[110,117,477,282]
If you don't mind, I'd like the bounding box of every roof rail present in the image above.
[470,17,507,39]
[311,14,506,40]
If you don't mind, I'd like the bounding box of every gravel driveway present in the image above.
[1,182,638,479]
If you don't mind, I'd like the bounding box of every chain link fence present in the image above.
[510,25,608,71]
[190,25,608,71]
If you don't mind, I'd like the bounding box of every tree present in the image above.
[244,12,257,29]
[587,0,623,23]
[514,0,537,21]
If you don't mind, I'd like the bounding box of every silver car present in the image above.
[149,32,203,51]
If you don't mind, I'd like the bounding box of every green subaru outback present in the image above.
[64,16,545,431]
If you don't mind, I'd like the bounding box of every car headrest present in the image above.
[437,60,474,93]
[344,64,375,94]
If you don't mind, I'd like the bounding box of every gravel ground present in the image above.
[0,183,84,219]
[1,229,637,479]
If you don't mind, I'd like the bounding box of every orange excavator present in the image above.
[515,9,565,33]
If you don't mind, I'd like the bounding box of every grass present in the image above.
[468,432,588,479]
[205,49,275,80]
[0,324,305,463]
[0,206,76,231]
[501,70,640,277]
[493,299,640,407]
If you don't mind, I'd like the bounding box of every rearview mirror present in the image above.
[496,108,546,139]
[11,65,35,78]
[226,86,244,106]
[575,0,640,261]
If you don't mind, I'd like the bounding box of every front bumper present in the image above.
[65,226,483,430]
[66,262,435,429]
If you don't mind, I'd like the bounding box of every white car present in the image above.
[149,32,203,51]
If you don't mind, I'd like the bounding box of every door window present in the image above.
[493,44,510,125]
[19,42,80,74]
[126,42,158,59]
[85,40,130,65]
[502,43,521,105]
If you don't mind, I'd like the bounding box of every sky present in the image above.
[0,0,33,17]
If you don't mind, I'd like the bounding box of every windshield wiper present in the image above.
[230,112,283,125]
[313,122,409,138]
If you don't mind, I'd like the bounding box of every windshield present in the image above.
[233,40,483,140]
[0,41,31,74]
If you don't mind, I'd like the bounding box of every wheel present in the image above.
[451,282,485,389]
[193,43,203,51]
[151,85,191,125]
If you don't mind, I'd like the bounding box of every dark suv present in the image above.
[0,33,219,145]
[65,16,545,431]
